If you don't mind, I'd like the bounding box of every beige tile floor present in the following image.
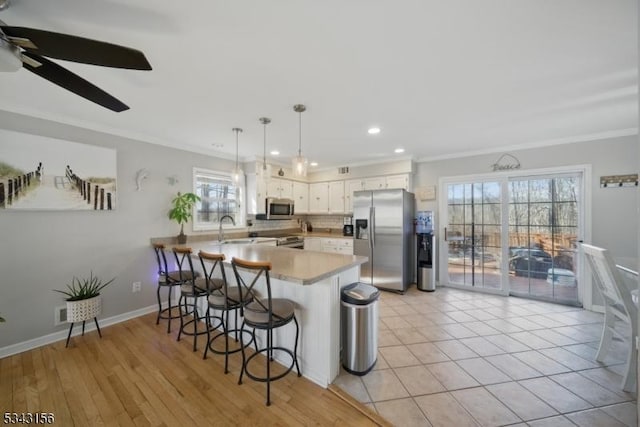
[333,286,638,427]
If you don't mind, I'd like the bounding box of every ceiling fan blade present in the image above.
[21,52,129,112]
[1,25,152,70]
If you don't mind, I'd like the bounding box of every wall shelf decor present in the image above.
[600,174,638,188]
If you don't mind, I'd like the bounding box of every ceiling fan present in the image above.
[0,0,151,112]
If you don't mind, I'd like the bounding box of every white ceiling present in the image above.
[0,0,637,170]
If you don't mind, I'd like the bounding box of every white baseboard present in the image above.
[0,304,157,359]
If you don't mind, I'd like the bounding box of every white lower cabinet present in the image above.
[303,237,322,252]
[304,237,353,254]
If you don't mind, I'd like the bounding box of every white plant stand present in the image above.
[65,295,103,347]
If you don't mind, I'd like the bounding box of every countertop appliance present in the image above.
[353,189,414,292]
[343,224,354,236]
[256,197,295,220]
[276,235,304,249]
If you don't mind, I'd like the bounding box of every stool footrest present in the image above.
[244,346,298,383]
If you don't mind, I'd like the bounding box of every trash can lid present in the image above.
[341,282,380,305]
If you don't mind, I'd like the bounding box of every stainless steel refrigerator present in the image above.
[353,189,414,292]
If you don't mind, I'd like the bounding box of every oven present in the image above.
[276,236,304,249]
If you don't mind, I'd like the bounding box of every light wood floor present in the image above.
[1,313,388,426]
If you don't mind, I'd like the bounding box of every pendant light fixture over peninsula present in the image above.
[258,117,272,183]
[292,104,308,178]
[231,127,243,184]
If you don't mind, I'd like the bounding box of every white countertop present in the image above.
[168,241,367,285]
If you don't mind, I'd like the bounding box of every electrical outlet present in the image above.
[132,281,142,293]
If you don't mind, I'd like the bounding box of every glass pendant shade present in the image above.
[292,155,308,177]
[292,104,307,178]
[231,127,243,184]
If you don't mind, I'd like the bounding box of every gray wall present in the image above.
[0,111,237,348]
[415,135,638,265]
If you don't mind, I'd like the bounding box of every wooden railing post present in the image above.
[87,182,91,204]
[94,186,99,210]
[99,188,104,210]
[107,193,112,210]
[0,182,4,208]
[7,180,13,204]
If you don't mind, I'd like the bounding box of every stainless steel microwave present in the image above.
[256,197,295,220]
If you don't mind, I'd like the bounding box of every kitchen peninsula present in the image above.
[163,240,367,387]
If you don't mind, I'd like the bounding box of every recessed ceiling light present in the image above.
[310,162,318,167]
[270,150,280,155]
[368,127,381,135]
[394,148,405,154]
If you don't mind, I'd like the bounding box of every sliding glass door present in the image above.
[508,175,580,304]
[445,181,503,291]
[442,170,583,305]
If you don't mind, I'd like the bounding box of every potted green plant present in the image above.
[168,191,200,244]
[54,272,114,321]
[54,272,115,347]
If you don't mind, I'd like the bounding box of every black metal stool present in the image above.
[231,257,301,406]
[152,243,193,333]
[173,247,218,352]
[199,251,254,373]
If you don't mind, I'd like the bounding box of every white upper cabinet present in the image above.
[362,176,386,190]
[292,181,309,214]
[385,174,410,190]
[267,178,293,199]
[344,179,364,213]
[309,182,329,213]
[328,181,345,214]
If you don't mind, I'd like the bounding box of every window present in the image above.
[192,168,243,231]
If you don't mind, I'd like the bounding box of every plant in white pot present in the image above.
[54,272,115,347]
[168,191,200,244]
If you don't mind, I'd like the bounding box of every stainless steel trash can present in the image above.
[341,282,380,375]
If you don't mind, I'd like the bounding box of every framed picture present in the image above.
[0,129,117,211]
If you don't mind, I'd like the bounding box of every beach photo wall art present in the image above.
[0,130,117,211]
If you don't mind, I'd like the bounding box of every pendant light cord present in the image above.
[298,111,302,157]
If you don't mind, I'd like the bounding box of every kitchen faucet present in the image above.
[218,215,236,242]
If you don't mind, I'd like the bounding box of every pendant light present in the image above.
[291,104,308,178]
[231,127,243,184]
[257,117,272,182]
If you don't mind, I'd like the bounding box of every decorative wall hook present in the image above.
[135,168,149,191]
[491,153,521,172]
[600,174,638,188]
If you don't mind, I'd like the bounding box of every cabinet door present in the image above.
[266,179,282,198]
[292,181,309,214]
[362,177,385,190]
[345,179,363,213]
[385,174,409,190]
[328,181,345,213]
[309,182,329,213]
[304,237,322,251]
[279,179,293,199]
[267,178,293,199]
[344,179,363,213]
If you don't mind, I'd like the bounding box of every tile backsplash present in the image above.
[249,214,350,233]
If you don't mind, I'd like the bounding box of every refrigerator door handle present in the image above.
[370,206,376,248]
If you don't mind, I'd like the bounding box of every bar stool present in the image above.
[231,257,301,406]
[199,251,254,373]
[152,243,196,333]
[173,247,219,352]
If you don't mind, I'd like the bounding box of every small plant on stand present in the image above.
[54,272,115,347]
[168,191,200,244]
